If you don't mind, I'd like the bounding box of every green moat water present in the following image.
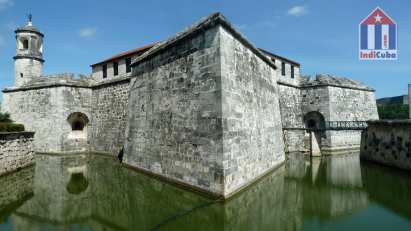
[1,152,411,231]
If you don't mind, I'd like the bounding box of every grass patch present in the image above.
[0,112,25,132]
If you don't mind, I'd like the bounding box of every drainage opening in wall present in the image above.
[67,112,89,139]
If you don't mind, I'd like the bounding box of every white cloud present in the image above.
[287,5,308,17]
[0,0,13,11]
[79,27,97,38]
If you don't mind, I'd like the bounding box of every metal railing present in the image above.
[325,121,368,130]
[283,121,368,131]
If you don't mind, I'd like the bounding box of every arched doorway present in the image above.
[304,111,326,156]
[304,111,325,131]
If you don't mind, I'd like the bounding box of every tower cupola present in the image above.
[13,14,44,87]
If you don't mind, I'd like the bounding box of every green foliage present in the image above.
[377,104,409,120]
[0,112,12,123]
[0,112,26,132]
[0,123,25,132]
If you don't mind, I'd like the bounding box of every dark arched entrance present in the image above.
[304,111,325,131]
[303,111,326,156]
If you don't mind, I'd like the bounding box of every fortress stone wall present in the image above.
[361,120,411,171]
[277,75,378,154]
[2,77,92,153]
[1,13,379,197]
[125,25,225,195]
[219,26,284,194]
[90,78,130,154]
[123,15,285,197]
[278,84,305,153]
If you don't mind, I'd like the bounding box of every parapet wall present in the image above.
[0,132,35,175]
[2,86,92,153]
[361,120,411,171]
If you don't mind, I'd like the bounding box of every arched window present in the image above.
[67,112,89,131]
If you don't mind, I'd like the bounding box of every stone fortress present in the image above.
[1,13,378,198]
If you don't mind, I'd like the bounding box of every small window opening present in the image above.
[281,62,285,76]
[20,73,23,78]
[23,39,29,49]
[113,61,119,76]
[102,64,107,78]
[126,57,132,73]
[291,65,295,79]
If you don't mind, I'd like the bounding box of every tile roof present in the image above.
[90,43,157,67]
[258,48,300,67]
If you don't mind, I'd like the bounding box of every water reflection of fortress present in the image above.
[1,153,410,230]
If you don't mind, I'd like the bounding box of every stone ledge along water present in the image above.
[361,120,411,171]
[0,132,35,176]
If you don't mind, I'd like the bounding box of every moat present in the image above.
[1,152,411,231]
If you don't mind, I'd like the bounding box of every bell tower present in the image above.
[14,14,44,87]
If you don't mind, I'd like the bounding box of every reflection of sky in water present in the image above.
[0,153,410,231]
[304,204,411,231]
[0,217,12,231]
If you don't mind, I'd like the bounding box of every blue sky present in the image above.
[0,0,410,100]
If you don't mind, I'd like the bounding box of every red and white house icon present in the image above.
[359,7,397,60]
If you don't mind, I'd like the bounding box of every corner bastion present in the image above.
[123,13,285,198]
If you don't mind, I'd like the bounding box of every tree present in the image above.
[0,112,12,123]
[377,104,409,120]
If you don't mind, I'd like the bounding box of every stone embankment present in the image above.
[0,132,35,175]
[361,120,411,171]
